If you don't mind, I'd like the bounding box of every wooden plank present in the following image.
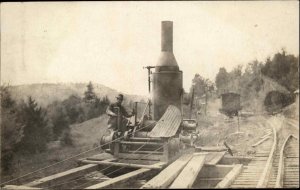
[86,153,115,161]
[198,165,234,178]
[252,136,270,147]
[219,156,252,165]
[80,160,165,169]
[119,159,160,165]
[260,133,272,139]
[25,164,99,187]
[85,168,151,189]
[117,153,163,161]
[141,153,193,189]
[216,164,243,188]
[119,141,163,146]
[169,153,207,188]
[195,146,228,152]
[3,185,42,190]
[127,150,163,155]
[206,152,226,165]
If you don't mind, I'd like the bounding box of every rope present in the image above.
[0,120,156,186]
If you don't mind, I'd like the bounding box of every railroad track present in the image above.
[2,116,297,189]
[267,116,299,188]
[230,120,276,188]
[279,135,299,188]
[230,116,299,189]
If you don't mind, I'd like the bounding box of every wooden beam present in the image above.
[291,134,298,140]
[119,159,160,166]
[260,133,271,139]
[141,153,193,189]
[195,146,228,152]
[26,158,116,188]
[206,152,226,165]
[25,164,99,187]
[169,153,207,188]
[2,185,42,190]
[219,156,252,165]
[85,168,151,189]
[127,150,163,155]
[117,153,163,161]
[198,165,234,178]
[119,141,163,146]
[252,136,270,147]
[80,160,165,169]
[215,164,243,188]
[86,153,115,161]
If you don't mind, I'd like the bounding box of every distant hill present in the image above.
[217,75,290,113]
[7,83,146,107]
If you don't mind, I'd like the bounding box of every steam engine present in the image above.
[100,21,199,163]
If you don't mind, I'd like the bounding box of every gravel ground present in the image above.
[194,98,271,157]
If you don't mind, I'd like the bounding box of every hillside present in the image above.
[220,75,290,113]
[70,115,109,147]
[7,83,146,107]
[240,75,289,112]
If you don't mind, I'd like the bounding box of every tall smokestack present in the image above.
[152,21,182,121]
[161,21,173,52]
[156,21,178,71]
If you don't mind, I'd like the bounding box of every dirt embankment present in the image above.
[194,97,272,157]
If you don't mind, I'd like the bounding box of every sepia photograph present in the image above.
[0,1,299,189]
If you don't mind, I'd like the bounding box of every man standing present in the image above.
[106,94,134,134]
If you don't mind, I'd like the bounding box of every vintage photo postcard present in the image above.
[1,1,299,189]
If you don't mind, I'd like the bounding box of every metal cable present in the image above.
[71,139,160,189]
[47,138,152,189]
[105,145,163,177]
[0,120,156,186]
[73,145,164,189]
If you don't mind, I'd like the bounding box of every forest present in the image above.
[1,82,111,173]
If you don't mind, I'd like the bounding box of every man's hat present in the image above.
[116,94,124,100]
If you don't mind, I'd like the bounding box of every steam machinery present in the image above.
[101,21,199,163]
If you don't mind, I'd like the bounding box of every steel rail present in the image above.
[256,121,277,188]
[275,134,293,188]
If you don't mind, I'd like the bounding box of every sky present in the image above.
[1,1,299,96]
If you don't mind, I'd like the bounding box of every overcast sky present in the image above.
[1,1,299,96]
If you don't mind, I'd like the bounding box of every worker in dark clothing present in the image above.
[106,94,135,134]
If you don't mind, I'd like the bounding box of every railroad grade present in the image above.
[230,119,276,188]
[230,116,299,189]
[282,136,299,188]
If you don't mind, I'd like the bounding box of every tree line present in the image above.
[186,50,298,114]
[1,82,110,173]
[215,50,299,95]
